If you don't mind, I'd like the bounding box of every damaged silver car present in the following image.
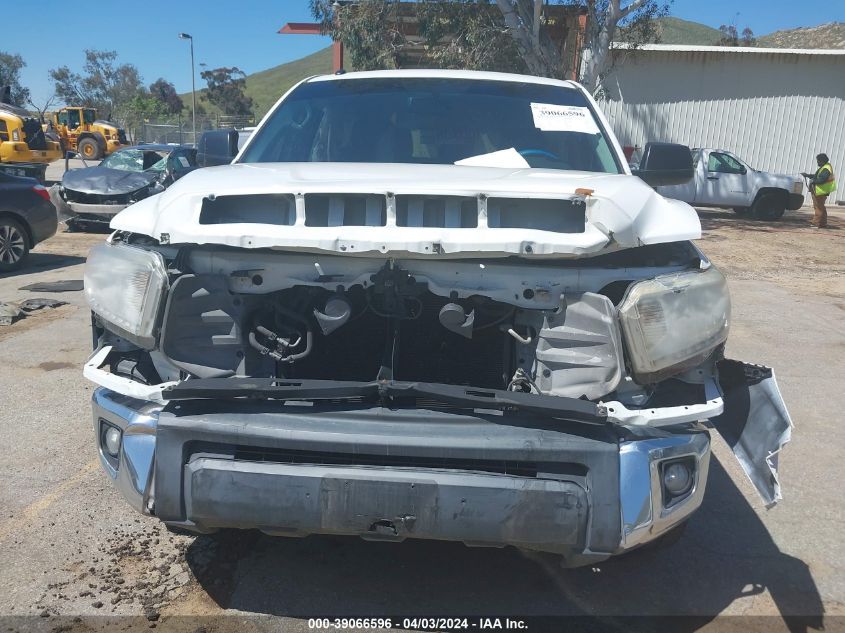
[59,144,197,229]
[82,70,791,566]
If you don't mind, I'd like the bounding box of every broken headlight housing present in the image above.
[618,266,730,384]
[84,242,168,348]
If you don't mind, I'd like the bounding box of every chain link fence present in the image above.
[134,114,257,146]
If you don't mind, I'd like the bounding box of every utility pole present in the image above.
[178,33,197,146]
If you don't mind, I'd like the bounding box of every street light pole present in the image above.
[178,33,196,146]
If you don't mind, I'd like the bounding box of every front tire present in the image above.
[752,193,786,220]
[78,137,102,160]
[0,217,30,272]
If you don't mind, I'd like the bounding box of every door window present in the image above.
[0,120,8,141]
[167,149,196,172]
[707,152,744,174]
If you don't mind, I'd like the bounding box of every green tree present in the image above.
[718,24,739,45]
[719,24,755,47]
[200,66,254,116]
[581,0,668,92]
[49,50,144,120]
[119,93,169,139]
[310,0,669,94]
[149,78,183,115]
[741,27,756,46]
[128,93,169,119]
[0,52,30,106]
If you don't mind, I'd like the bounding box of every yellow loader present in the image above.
[49,106,127,160]
[0,91,62,170]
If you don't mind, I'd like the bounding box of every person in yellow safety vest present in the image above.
[802,153,836,228]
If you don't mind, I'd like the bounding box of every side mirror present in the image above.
[632,142,694,187]
[196,129,239,167]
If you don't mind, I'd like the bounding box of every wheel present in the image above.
[77,137,102,160]
[752,193,786,220]
[0,217,30,272]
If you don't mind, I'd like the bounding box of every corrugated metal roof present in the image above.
[617,43,845,56]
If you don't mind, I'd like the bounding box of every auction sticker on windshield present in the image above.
[530,103,600,134]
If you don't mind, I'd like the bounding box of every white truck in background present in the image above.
[656,148,804,220]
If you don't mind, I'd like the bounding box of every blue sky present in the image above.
[5,0,843,106]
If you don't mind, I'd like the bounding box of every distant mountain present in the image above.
[758,22,845,49]
[652,17,721,45]
[645,17,845,50]
[182,46,332,119]
[243,46,333,116]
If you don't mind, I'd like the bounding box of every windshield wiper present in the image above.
[163,378,606,423]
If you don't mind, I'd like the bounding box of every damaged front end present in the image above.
[80,69,792,561]
[82,229,791,562]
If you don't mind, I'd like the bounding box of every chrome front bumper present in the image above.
[93,389,161,514]
[92,388,710,562]
[619,434,710,549]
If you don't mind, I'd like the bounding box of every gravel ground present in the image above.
[0,205,843,633]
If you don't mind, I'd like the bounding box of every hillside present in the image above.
[187,18,844,120]
[643,17,845,49]
[652,17,721,45]
[182,46,332,119]
[243,46,333,115]
[758,22,845,49]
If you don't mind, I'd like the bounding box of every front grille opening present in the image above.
[199,194,296,225]
[396,196,478,228]
[229,446,588,479]
[305,194,386,226]
[64,189,131,204]
[487,198,586,233]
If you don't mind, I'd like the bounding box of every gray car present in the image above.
[0,171,57,271]
[59,144,197,228]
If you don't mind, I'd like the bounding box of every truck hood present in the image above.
[111,162,701,258]
[752,169,802,190]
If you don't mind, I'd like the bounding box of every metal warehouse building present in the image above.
[600,44,845,204]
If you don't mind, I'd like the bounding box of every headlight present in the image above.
[84,242,168,348]
[663,460,693,496]
[618,266,730,383]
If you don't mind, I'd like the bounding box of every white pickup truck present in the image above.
[656,148,804,220]
[82,71,792,566]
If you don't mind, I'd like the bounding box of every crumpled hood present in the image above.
[112,162,701,258]
[63,166,158,196]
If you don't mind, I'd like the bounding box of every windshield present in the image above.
[100,149,169,172]
[240,77,621,173]
[66,109,80,128]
